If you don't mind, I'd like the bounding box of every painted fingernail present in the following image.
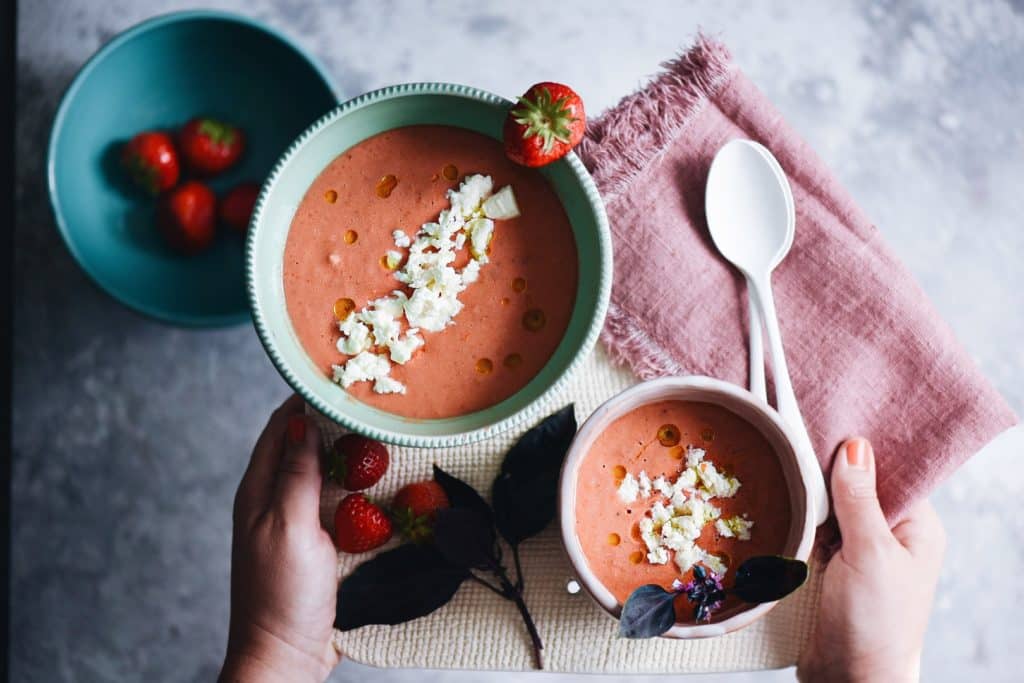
[287,415,306,444]
[845,438,869,470]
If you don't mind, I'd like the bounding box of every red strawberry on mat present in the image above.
[329,434,389,491]
[392,480,450,543]
[334,493,393,553]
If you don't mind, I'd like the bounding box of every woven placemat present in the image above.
[314,345,822,672]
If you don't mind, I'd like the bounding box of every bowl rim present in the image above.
[558,375,817,639]
[246,81,612,448]
[46,9,339,328]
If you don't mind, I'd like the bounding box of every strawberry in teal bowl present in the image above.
[47,10,337,327]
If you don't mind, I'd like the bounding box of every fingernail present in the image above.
[287,415,306,444]
[845,438,870,470]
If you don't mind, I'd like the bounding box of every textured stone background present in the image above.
[13,1,1023,681]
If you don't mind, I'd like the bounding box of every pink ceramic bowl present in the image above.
[558,376,819,638]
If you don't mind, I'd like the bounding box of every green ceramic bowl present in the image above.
[48,10,337,327]
[248,83,611,447]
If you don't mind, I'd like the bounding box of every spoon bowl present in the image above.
[706,139,794,277]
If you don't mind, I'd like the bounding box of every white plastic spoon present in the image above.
[705,139,828,525]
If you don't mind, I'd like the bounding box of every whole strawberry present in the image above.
[329,434,389,490]
[219,182,260,235]
[392,480,450,543]
[157,180,216,254]
[178,116,245,175]
[503,82,586,168]
[121,131,180,195]
[334,493,393,553]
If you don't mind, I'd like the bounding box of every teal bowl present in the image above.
[248,83,612,447]
[48,11,337,327]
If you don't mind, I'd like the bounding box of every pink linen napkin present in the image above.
[575,36,1017,531]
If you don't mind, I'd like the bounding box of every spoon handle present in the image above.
[749,273,829,526]
[746,282,767,402]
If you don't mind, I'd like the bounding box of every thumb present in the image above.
[830,437,892,557]
[272,414,324,523]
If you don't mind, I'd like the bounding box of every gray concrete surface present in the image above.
[13,0,1024,681]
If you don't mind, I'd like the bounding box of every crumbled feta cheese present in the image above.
[370,291,408,319]
[702,553,728,577]
[653,476,674,498]
[674,544,702,573]
[358,308,401,347]
[373,376,406,394]
[617,473,639,504]
[392,229,411,248]
[336,314,372,355]
[330,174,517,394]
[661,518,693,550]
[696,461,740,498]
[334,351,391,389]
[404,286,463,332]
[647,546,670,565]
[686,446,706,468]
[637,470,652,498]
[677,515,703,542]
[466,217,494,261]
[679,497,720,524]
[650,501,673,526]
[450,174,493,217]
[384,250,403,270]
[387,329,424,364]
[716,516,754,541]
[616,445,753,580]
[638,517,659,551]
[675,467,698,490]
[461,259,481,285]
[483,185,521,219]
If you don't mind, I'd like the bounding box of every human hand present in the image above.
[220,395,340,683]
[797,437,945,682]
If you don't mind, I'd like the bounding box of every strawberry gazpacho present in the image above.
[574,400,792,622]
[283,125,578,419]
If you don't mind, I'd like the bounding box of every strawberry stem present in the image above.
[511,87,577,153]
[198,118,236,146]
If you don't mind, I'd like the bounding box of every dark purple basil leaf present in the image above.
[619,584,679,638]
[335,544,468,631]
[433,507,498,570]
[732,556,809,604]
[433,464,493,525]
[491,405,577,546]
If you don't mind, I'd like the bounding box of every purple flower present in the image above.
[678,564,726,622]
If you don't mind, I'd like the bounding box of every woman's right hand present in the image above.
[797,438,946,682]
